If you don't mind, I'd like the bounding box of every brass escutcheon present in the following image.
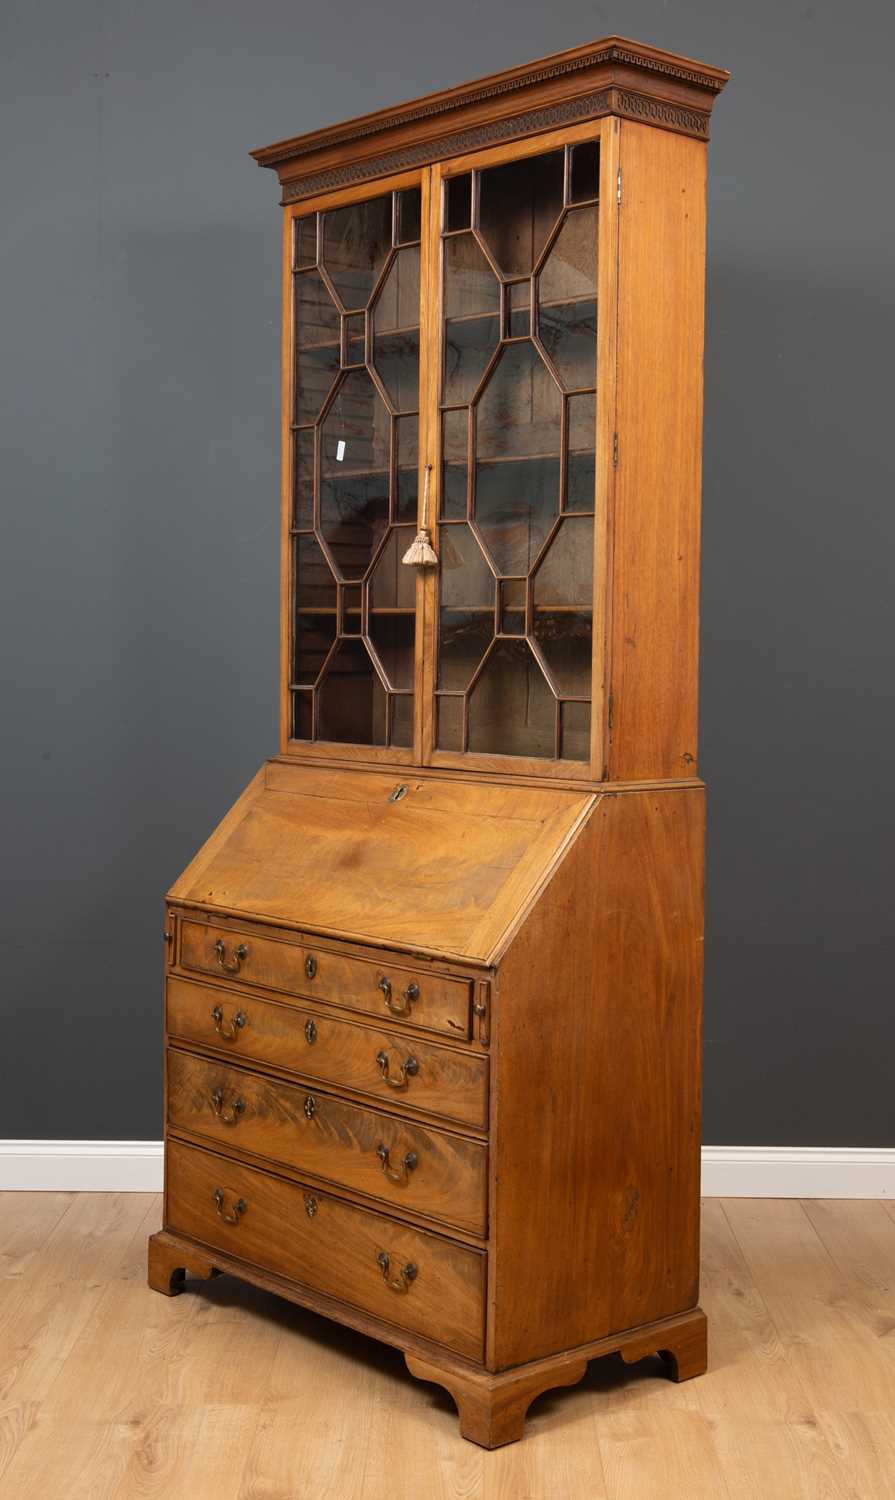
[305,954,317,980]
[304,1194,318,1218]
[375,1049,419,1089]
[303,1095,316,1120]
[377,1251,417,1293]
[214,938,248,975]
[304,1018,317,1045]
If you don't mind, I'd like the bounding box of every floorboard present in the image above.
[0,1195,893,1498]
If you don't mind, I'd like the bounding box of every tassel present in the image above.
[402,465,438,567]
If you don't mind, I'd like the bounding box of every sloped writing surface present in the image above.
[168,761,596,962]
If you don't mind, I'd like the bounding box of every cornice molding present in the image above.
[257,41,725,169]
[253,37,729,184]
[280,88,710,204]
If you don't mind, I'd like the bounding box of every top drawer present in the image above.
[177,919,473,1040]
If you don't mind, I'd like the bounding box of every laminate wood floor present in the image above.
[1,1194,894,1498]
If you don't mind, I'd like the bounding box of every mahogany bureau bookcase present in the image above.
[148,36,729,1447]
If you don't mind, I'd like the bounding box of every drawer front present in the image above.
[166,1139,484,1360]
[168,1049,487,1236]
[179,920,472,1039]
[167,977,488,1130]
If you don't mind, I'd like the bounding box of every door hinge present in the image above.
[612,433,619,467]
[617,167,622,205]
[607,693,614,731]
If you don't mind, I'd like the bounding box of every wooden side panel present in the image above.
[608,124,707,780]
[489,785,704,1369]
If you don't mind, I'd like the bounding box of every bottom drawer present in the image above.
[165,1139,485,1361]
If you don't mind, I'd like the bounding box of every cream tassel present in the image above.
[402,464,438,567]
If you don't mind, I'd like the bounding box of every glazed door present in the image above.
[282,126,614,776]
[424,125,612,778]
[285,172,428,760]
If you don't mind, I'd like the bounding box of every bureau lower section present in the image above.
[164,1138,486,1361]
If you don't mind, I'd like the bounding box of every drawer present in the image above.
[166,977,489,1130]
[166,1139,485,1360]
[168,1049,487,1236]
[178,919,472,1039]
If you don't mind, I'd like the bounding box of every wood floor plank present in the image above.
[1,1194,894,1495]
[723,1197,895,1414]
[0,1195,156,1405]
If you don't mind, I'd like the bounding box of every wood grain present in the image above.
[178,917,474,1038]
[167,974,490,1127]
[168,759,594,960]
[167,1049,488,1235]
[8,1196,895,1493]
[489,786,704,1368]
[607,122,707,781]
[163,1140,486,1360]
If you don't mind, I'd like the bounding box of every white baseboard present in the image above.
[1,1142,893,1197]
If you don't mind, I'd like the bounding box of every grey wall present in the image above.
[2,1,893,1144]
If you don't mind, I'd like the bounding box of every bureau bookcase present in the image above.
[149,36,729,1447]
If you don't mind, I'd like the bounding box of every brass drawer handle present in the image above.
[210,1088,245,1125]
[378,977,419,1018]
[375,1049,419,1090]
[376,1144,417,1184]
[212,1187,246,1224]
[377,1251,417,1293]
[214,938,248,974]
[211,1004,247,1040]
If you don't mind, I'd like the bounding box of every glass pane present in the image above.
[438,523,494,690]
[372,246,420,412]
[369,526,416,610]
[396,187,421,244]
[569,141,599,203]
[533,611,592,695]
[295,532,336,611]
[533,515,594,607]
[341,583,362,634]
[507,282,531,338]
[391,693,413,747]
[561,700,591,760]
[468,639,555,758]
[369,614,414,691]
[499,579,526,635]
[343,313,365,368]
[294,613,336,686]
[293,428,315,529]
[395,415,418,522]
[445,175,471,232]
[294,214,317,270]
[538,207,597,389]
[479,151,564,277]
[436,694,464,750]
[441,409,467,520]
[293,690,313,740]
[317,638,386,745]
[567,392,596,512]
[294,271,341,425]
[320,369,390,579]
[321,195,392,310]
[475,341,561,575]
[443,234,500,404]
